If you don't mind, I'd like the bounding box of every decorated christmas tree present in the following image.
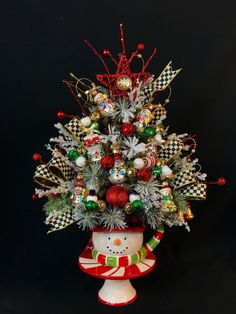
[32,24,225,306]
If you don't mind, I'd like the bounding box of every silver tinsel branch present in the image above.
[122,136,146,159]
[83,162,103,192]
[112,97,136,123]
[73,203,99,230]
[134,178,161,198]
[100,208,127,229]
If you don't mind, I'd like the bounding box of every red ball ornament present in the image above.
[103,49,110,56]
[57,111,65,119]
[217,177,226,185]
[32,153,42,162]
[121,123,135,137]
[137,43,145,51]
[101,155,114,169]
[138,168,152,182]
[32,193,38,200]
[106,186,129,208]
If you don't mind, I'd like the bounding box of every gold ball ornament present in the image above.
[164,98,170,104]
[97,200,107,212]
[177,211,184,220]
[162,181,169,188]
[186,208,194,220]
[123,202,133,214]
[145,104,154,111]
[76,175,84,182]
[165,200,177,212]
[110,144,121,154]
[77,147,87,155]
[90,111,101,121]
[155,124,165,134]
[91,90,98,96]
[82,188,88,198]
[127,167,138,178]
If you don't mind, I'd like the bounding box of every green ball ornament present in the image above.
[85,200,98,211]
[67,149,80,161]
[162,195,172,201]
[152,166,162,177]
[143,127,156,137]
[80,197,86,203]
[89,121,100,131]
[131,200,143,211]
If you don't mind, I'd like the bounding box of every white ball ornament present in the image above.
[75,156,86,167]
[80,116,91,127]
[129,193,140,202]
[133,158,145,169]
[161,165,173,176]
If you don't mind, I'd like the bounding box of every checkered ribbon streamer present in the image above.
[34,164,61,188]
[45,209,75,234]
[179,183,207,200]
[171,169,196,189]
[141,81,159,105]
[141,62,181,105]
[64,118,85,142]
[48,156,74,181]
[158,138,184,162]
[155,61,181,91]
[150,105,167,127]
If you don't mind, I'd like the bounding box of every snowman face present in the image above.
[92,232,143,256]
[94,92,105,104]
[109,167,127,184]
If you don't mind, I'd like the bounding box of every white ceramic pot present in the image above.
[92,231,143,256]
[92,230,143,306]
[78,226,164,306]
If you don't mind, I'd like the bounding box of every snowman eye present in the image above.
[120,169,126,175]
[109,169,115,175]
[108,237,111,240]
[124,237,127,240]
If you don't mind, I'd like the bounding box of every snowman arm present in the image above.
[144,224,164,254]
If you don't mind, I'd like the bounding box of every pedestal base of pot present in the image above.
[78,243,156,306]
[98,279,137,306]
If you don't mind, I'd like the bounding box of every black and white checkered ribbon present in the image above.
[149,105,167,126]
[155,61,181,91]
[158,138,184,162]
[141,62,181,105]
[45,208,75,234]
[34,164,61,188]
[48,156,74,181]
[64,118,85,142]
[179,183,207,200]
[171,169,196,189]
[34,156,74,189]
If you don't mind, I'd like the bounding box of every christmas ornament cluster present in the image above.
[33,24,218,234]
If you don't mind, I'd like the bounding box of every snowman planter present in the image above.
[32,25,214,309]
[78,225,164,306]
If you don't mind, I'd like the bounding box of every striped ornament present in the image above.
[143,155,156,169]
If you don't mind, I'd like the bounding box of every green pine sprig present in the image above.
[43,192,73,215]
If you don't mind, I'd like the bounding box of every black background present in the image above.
[1,0,235,313]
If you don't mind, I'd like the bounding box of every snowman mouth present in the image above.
[106,246,129,255]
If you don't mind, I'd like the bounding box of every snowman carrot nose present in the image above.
[113,238,121,246]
